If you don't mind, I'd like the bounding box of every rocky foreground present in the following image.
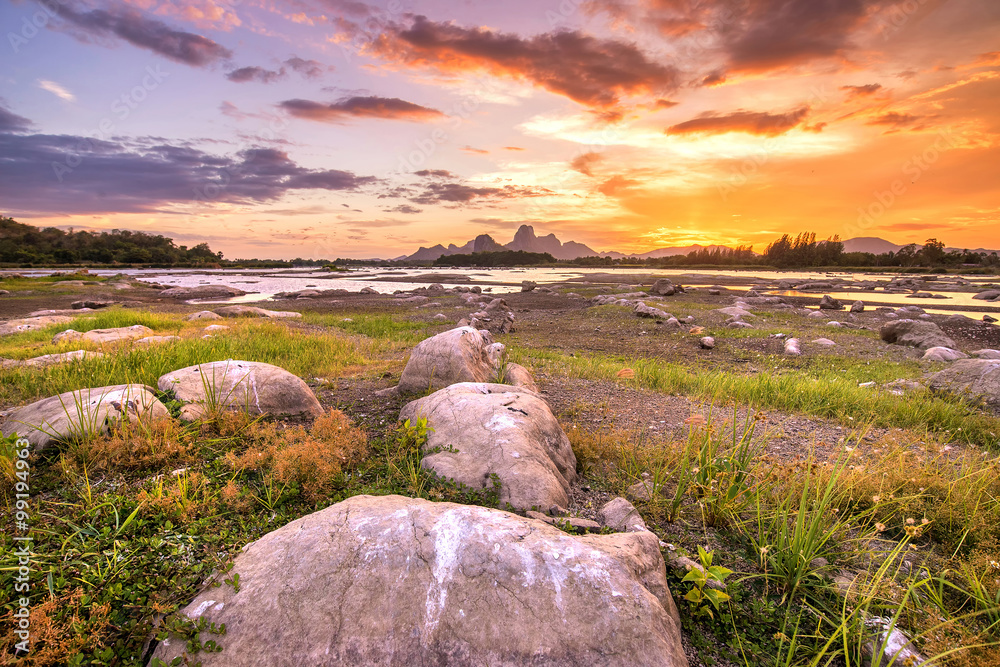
[2,270,1000,665]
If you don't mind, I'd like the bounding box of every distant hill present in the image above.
[406,225,597,261]
[842,237,906,254]
[842,237,999,255]
[405,230,997,263]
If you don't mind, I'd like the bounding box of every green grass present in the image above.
[0,273,107,293]
[0,310,184,358]
[301,311,431,343]
[514,346,1000,448]
[0,320,400,405]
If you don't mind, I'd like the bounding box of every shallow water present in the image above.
[4,267,998,315]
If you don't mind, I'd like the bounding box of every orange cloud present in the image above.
[666,107,811,136]
[365,16,679,108]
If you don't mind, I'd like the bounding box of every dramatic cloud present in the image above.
[49,2,232,66]
[279,96,445,122]
[842,83,883,99]
[366,16,679,108]
[407,180,553,206]
[0,104,33,132]
[226,66,285,83]
[0,127,377,215]
[717,0,892,73]
[666,107,811,136]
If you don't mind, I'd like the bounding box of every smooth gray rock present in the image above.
[635,302,671,319]
[0,315,75,336]
[819,295,843,310]
[158,360,322,421]
[922,347,968,362]
[52,324,154,345]
[400,383,577,511]
[213,305,301,319]
[395,327,528,394]
[150,495,687,667]
[1,384,168,450]
[598,497,648,533]
[0,350,103,369]
[184,310,223,321]
[650,279,677,296]
[880,319,956,350]
[928,359,1000,408]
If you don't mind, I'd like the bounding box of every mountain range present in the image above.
[403,226,997,262]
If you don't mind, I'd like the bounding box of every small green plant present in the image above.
[490,347,513,384]
[682,546,733,620]
[690,408,766,528]
[398,417,433,454]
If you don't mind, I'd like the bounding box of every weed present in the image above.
[682,546,733,620]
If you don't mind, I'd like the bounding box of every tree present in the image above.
[921,238,946,265]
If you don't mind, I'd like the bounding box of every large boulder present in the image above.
[158,360,323,421]
[650,279,677,296]
[928,359,1000,408]
[150,495,686,667]
[213,305,301,319]
[0,384,169,451]
[0,315,75,336]
[159,285,246,299]
[394,327,535,394]
[972,290,1000,301]
[819,295,843,310]
[880,319,956,350]
[52,324,154,345]
[400,383,577,511]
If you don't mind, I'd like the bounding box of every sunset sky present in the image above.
[1,0,998,259]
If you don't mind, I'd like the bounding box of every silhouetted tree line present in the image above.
[434,250,556,267]
[0,216,224,266]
